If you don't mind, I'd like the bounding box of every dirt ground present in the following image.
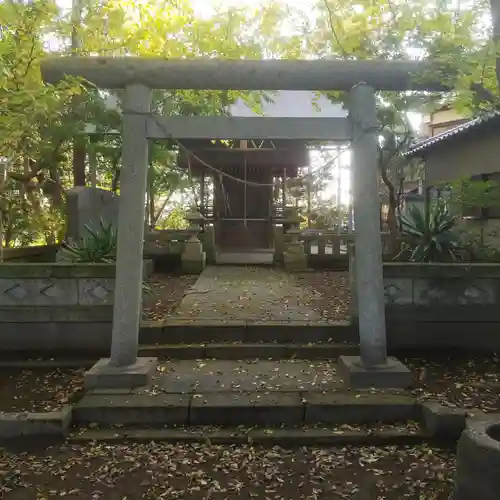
[142,274,198,321]
[0,368,84,412]
[406,355,500,413]
[294,271,351,321]
[0,442,454,499]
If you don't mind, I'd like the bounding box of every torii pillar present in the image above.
[84,83,158,388]
[337,83,412,388]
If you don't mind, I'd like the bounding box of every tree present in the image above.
[4,0,499,249]
[0,0,84,246]
[0,0,301,247]
[441,176,500,246]
[292,0,491,248]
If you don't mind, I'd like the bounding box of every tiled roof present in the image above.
[405,111,500,157]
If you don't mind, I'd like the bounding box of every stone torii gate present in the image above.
[41,57,447,389]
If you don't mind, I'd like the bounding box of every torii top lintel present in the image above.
[41,57,450,92]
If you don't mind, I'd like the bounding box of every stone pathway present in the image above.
[171,266,324,323]
[149,360,343,393]
[77,359,415,428]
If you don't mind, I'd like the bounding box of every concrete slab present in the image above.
[148,360,343,393]
[0,406,72,439]
[304,391,418,424]
[74,393,189,425]
[338,355,413,389]
[189,391,304,426]
[422,402,467,439]
[216,252,274,265]
[70,426,426,446]
[73,359,420,428]
[84,357,158,389]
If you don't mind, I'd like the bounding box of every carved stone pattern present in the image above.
[414,279,495,306]
[4,284,28,300]
[458,284,494,305]
[0,278,78,306]
[383,278,413,305]
[78,279,115,306]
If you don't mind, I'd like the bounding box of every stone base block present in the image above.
[84,357,157,389]
[0,406,72,439]
[422,402,467,440]
[338,355,413,389]
[181,252,206,274]
[283,252,308,271]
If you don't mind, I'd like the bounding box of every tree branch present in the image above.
[321,0,349,58]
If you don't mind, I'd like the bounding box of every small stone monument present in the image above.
[65,187,119,243]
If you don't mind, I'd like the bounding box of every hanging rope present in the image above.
[138,112,376,188]
[218,172,231,217]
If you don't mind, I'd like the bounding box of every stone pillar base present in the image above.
[181,239,206,274]
[84,357,158,389]
[283,243,308,271]
[283,254,308,271]
[181,252,206,274]
[338,355,413,389]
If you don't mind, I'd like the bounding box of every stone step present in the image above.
[139,321,356,344]
[73,390,419,427]
[70,424,426,446]
[215,252,275,266]
[137,342,358,360]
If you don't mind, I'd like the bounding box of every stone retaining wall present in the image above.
[0,261,153,352]
[350,253,500,350]
[2,245,59,262]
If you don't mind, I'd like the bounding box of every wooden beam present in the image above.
[41,57,449,91]
[146,116,351,141]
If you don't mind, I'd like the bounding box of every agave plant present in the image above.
[61,218,117,263]
[60,219,154,296]
[397,202,462,262]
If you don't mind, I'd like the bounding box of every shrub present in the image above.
[396,203,462,262]
[61,218,117,263]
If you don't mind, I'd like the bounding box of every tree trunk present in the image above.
[71,0,86,187]
[72,134,86,186]
[379,160,400,255]
[386,199,399,255]
[0,211,3,260]
[111,165,121,192]
[3,207,13,249]
[152,191,174,225]
[149,189,155,228]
